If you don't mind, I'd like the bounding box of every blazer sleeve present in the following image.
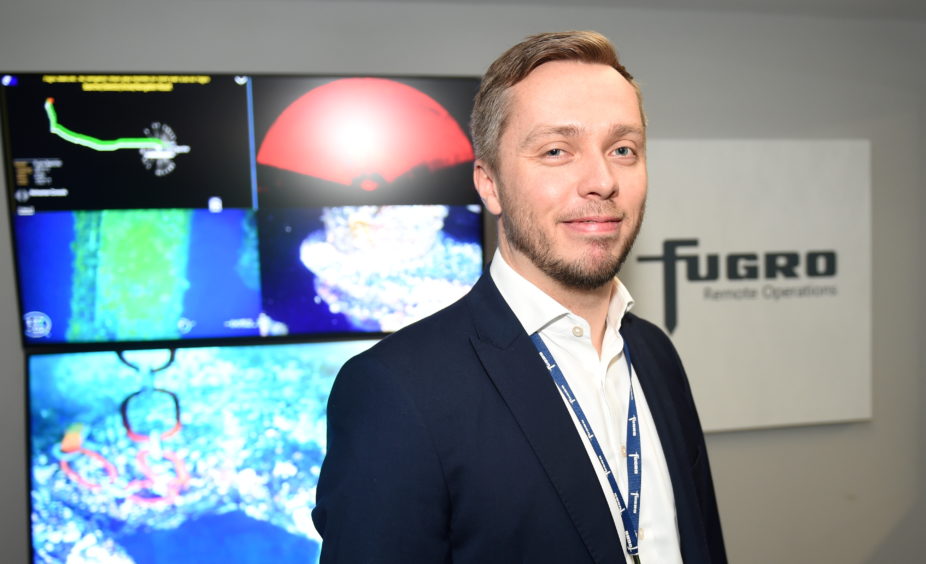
[626,315,727,563]
[312,352,451,563]
[670,346,727,564]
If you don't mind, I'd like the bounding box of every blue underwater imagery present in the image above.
[29,340,375,564]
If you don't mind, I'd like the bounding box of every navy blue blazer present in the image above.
[313,273,726,563]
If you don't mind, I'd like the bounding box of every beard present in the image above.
[499,191,644,291]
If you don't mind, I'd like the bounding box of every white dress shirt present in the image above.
[490,250,683,564]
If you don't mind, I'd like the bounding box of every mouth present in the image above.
[561,215,623,234]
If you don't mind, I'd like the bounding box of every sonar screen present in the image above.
[251,76,480,207]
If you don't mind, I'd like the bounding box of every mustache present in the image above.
[556,203,626,221]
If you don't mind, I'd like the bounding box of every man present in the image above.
[313,31,727,563]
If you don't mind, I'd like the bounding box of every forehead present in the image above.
[504,60,643,142]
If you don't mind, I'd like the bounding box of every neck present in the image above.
[499,244,614,355]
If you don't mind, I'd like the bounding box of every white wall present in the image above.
[1,1,924,562]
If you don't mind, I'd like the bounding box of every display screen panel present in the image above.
[28,339,376,564]
[1,74,254,213]
[252,76,477,207]
[258,204,482,333]
[13,208,263,343]
[1,73,484,347]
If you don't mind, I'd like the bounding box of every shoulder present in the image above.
[351,271,514,366]
[622,312,679,356]
[363,289,477,362]
[332,271,521,416]
[621,311,691,393]
[334,280,490,396]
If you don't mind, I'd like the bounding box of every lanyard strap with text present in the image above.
[530,332,642,560]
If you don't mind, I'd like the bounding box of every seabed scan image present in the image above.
[260,204,483,334]
[14,208,264,344]
[300,205,482,332]
[28,340,375,564]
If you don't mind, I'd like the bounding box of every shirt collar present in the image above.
[489,249,635,337]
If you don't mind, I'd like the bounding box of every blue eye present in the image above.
[546,148,563,157]
[615,146,634,157]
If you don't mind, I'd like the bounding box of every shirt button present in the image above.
[572,326,584,337]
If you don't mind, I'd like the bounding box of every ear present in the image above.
[473,160,503,216]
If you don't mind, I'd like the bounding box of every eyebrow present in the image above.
[608,124,646,140]
[519,123,645,150]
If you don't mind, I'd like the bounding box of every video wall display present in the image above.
[1,73,484,347]
[28,338,376,564]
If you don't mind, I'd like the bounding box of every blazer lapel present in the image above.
[466,274,626,564]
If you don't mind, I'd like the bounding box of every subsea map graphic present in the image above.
[44,97,191,177]
[1,74,253,211]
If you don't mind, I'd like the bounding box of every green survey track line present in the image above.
[44,97,167,151]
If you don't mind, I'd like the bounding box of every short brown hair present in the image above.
[471,30,643,174]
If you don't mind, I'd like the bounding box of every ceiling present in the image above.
[389,0,926,22]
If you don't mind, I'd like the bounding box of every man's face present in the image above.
[475,60,647,291]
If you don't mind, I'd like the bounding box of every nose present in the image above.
[577,152,618,200]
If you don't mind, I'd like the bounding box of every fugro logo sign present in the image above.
[637,239,838,333]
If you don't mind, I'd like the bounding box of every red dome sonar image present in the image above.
[257,78,474,191]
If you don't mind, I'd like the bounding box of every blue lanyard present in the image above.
[530,332,642,559]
